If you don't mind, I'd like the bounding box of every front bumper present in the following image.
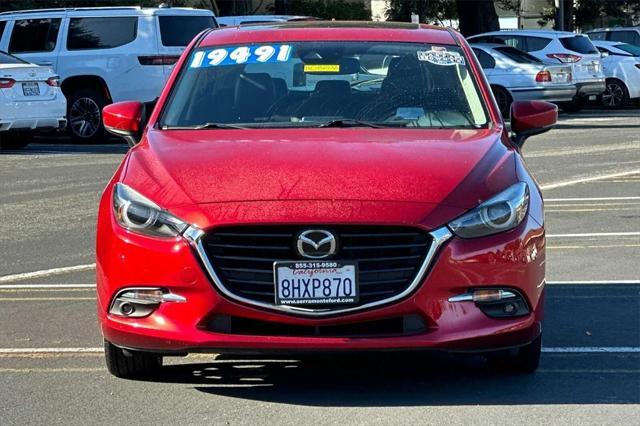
[97,208,546,354]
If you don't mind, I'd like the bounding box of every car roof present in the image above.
[469,42,507,49]
[199,21,457,47]
[0,7,214,18]
[468,29,580,38]
[587,27,640,33]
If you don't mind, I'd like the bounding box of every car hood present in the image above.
[123,127,515,226]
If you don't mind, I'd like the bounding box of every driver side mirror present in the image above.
[510,100,557,147]
[103,101,145,147]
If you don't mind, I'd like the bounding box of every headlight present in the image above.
[448,183,529,238]
[113,183,188,237]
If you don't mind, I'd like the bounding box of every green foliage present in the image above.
[279,0,371,20]
[385,0,457,24]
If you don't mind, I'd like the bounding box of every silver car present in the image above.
[471,43,576,116]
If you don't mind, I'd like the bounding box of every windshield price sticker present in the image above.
[190,44,293,68]
[417,48,465,66]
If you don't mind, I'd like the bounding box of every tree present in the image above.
[386,0,457,25]
[456,0,499,36]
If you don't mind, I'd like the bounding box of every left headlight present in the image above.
[448,183,530,238]
[113,183,188,238]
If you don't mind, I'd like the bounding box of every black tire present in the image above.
[559,97,586,113]
[67,88,108,142]
[601,79,629,109]
[491,86,512,118]
[104,340,162,379]
[509,334,542,374]
[0,131,30,150]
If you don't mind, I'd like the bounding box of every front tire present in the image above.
[0,131,30,150]
[104,340,162,379]
[67,88,108,142]
[601,79,629,109]
[491,86,512,118]
[509,334,542,373]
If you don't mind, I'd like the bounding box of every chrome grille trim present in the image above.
[187,226,452,317]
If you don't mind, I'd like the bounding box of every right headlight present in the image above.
[448,183,529,238]
[113,183,188,238]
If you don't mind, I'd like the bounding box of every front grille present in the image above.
[199,225,433,311]
[207,314,428,337]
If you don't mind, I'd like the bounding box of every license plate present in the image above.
[22,82,40,96]
[274,261,358,306]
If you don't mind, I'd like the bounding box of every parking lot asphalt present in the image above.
[0,109,638,424]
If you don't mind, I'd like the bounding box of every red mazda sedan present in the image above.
[97,22,556,379]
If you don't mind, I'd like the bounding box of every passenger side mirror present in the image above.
[103,101,145,147]
[510,100,557,147]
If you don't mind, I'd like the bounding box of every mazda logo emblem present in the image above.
[296,230,337,259]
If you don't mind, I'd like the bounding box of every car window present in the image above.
[609,31,640,45]
[524,36,551,51]
[495,36,527,51]
[67,17,138,50]
[615,43,640,57]
[472,48,495,69]
[588,31,606,41]
[9,18,61,53]
[161,42,489,129]
[0,51,28,64]
[158,15,217,47]
[0,21,6,40]
[559,35,598,54]
[495,46,543,64]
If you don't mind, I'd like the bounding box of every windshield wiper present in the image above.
[317,119,390,129]
[162,123,248,130]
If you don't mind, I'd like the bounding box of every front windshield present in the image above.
[160,41,489,129]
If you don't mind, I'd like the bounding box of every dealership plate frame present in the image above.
[186,226,452,317]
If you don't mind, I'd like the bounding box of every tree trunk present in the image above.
[456,0,500,36]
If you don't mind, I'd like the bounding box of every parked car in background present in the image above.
[0,6,217,142]
[0,51,66,150]
[468,30,605,111]
[471,43,575,116]
[587,27,640,47]
[216,15,317,26]
[592,40,640,108]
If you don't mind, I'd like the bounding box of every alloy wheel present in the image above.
[602,82,625,108]
[69,97,101,139]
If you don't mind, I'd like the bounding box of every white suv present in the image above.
[468,30,605,111]
[587,27,640,46]
[0,6,217,141]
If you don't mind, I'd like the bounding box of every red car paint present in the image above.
[97,23,549,356]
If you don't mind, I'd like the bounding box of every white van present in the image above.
[0,6,217,141]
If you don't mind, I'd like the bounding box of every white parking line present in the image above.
[541,169,640,190]
[547,280,640,285]
[0,284,95,289]
[547,232,640,238]
[0,347,637,355]
[0,264,96,284]
[546,197,640,202]
[542,347,640,353]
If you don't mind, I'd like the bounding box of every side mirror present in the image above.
[103,101,144,147]
[510,100,557,147]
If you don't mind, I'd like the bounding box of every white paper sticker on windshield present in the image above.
[417,48,465,66]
